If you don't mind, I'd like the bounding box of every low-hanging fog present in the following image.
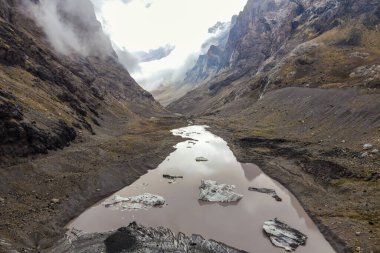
[92,0,247,91]
[22,0,141,72]
[22,0,116,58]
[23,0,247,91]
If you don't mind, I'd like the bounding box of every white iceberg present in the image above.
[104,193,165,210]
[199,180,243,202]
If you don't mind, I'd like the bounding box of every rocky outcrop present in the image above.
[0,101,76,157]
[47,222,247,253]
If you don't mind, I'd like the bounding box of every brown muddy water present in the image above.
[67,125,336,253]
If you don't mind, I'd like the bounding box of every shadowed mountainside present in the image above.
[0,1,185,251]
[0,0,165,165]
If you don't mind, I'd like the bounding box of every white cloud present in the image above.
[23,0,114,57]
[93,0,248,90]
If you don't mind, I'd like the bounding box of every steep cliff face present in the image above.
[181,0,301,90]
[0,0,163,164]
[183,16,237,85]
[169,0,380,114]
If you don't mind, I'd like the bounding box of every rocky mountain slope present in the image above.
[169,0,380,114]
[167,0,380,252]
[0,0,184,251]
[0,0,165,165]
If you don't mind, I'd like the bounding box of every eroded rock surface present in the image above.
[263,219,307,252]
[47,222,247,253]
[104,193,165,210]
[199,180,243,203]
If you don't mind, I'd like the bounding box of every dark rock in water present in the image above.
[104,227,137,253]
[248,187,282,201]
[263,218,307,252]
[47,222,247,253]
[196,157,208,162]
[163,174,184,179]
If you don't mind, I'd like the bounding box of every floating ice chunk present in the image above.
[199,180,243,203]
[248,187,282,201]
[104,193,165,210]
[263,218,307,252]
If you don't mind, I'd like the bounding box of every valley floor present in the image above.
[0,116,185,252]
[1,90,379,253]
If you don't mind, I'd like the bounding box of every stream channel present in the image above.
[68,125,336,253]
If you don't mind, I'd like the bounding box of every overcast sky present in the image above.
[91,0,247,90]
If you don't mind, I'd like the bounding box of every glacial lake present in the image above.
[68,125,336,253]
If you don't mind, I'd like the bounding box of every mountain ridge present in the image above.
[0,0,166,164]
[168,0,380,114]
